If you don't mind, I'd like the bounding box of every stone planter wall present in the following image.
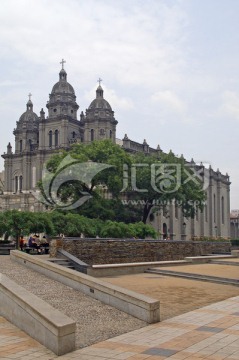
[50,238,231,265]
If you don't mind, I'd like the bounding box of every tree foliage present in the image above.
[38,140,206,224]
[0,210,157,241]
[125,151,206,223]
[0,210,54,248]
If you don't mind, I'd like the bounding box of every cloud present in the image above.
[219,90,239,121]
[0,0,188,90]
[83,85,134,111]
[0,80,24,87]
[150,90,188,123]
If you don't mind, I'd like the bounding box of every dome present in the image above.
[47,65,79,119]
[88,85,112,111]
[89,98,112,110]
[18,100,39,126]
[50,69,75,95]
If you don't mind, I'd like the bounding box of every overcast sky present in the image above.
[0,0,238,209]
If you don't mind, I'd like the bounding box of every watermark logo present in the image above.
[32,155,113,210]
[32,157,209,210]
[121,162,209,194]
[151,164,181,193]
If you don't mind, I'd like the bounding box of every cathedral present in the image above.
[0,62,231,240]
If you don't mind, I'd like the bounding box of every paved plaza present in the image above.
[1,295,239,359]
[0,257,239,359]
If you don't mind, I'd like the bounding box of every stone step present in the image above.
[145,268,239,286]
[47,258,75,269]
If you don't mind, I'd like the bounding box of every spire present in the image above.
[59,59,67,81]
[96,78,104,98]
[26,93,33,111]
[40,108,45,119]
[7,142,12,155]
[143,139,149,153]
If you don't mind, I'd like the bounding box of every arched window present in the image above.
[19,176,23,192]
[214,194,216,223]
[72,131,76,139]
[19,140,22,152]
[163,205,167,217]
[55,129,59,147]
[90,129,94,141]
[221,196,225,224]
[49,131,52,147]
[175,204,178,219]
[29,139,32,151]
[15,176,18,193]
[163,223,168,240]
[109,130,112,139]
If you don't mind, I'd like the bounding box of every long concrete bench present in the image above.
[0,246,15,255]
[0,273,76,355]
[185,255,234,263]
[89,260,189,277]
[11,250,160,323]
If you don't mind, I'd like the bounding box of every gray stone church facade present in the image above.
[0,64,231,240]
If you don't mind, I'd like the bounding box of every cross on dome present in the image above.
[97,77,102,86]
[60,58,66,70]
[28,93,32,101]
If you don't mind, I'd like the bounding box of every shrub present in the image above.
[231,239,239,246]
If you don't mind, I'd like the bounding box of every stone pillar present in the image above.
[61,119,69,147]
[217,174,221,237]
[49,237,63,258]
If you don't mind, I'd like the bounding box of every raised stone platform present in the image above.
[11,250,160,323]
[0,273,76,355]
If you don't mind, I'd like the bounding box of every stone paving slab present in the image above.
[0,316,56,359]
[1,259,239,359]
[1,296,239,359]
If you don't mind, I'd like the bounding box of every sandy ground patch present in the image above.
[100,272,239,321]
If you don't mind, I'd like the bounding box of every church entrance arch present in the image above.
[163,223,168,240]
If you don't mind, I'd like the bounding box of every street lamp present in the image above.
[214,225,218,238]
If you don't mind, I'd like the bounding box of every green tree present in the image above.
[63,214,102,237]
[28,212,54,236]
[48,211,68,236]
[99,220,157,239]
[0,210,54,248]
[38,140,206,225]
[125,151,206,223]
[0,211,33,248]
[38,140,133,218]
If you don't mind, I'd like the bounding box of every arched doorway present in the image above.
[163,223,167,240]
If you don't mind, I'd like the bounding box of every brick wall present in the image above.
[50,238,231,265]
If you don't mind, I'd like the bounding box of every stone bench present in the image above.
[25,246,49,255]
[0,273,76,355]
[185,254,234,263]
[0,246,15,255]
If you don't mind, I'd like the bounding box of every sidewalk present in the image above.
[1,295,239,359]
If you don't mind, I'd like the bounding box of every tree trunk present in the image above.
[142,202,153,224]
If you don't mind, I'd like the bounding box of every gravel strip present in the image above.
[0,256,146,349]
